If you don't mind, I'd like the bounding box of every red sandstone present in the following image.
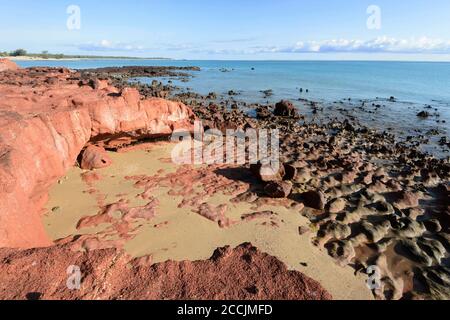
[0,58,18,72]
[0,60,195,248]
[0,243,332,300]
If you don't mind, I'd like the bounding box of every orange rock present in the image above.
[0,67,196,248]
[0,59,19,72]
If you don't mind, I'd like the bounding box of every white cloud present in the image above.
[78,40,145,52]
[251,37,450,54]
[75,37,450,56]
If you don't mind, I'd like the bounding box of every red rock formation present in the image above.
[0,59,18,72]
[0,243,332,300]
[0,67,195,248]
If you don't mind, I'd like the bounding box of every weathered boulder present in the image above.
[80,145,113,170]
[250,162,297,182]
[274,100,300,118]
[250,162,285,182]
[301,190,327,210]
[417,111,430,118]
[264,181,292,198]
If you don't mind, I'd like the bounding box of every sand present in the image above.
[44,141,373,300]
[7,56,83,61]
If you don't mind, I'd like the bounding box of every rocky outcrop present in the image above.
[0,243,332,300]
[0,67,196,248]
[0,59,18,72]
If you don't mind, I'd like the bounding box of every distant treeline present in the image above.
[0,49,168,60]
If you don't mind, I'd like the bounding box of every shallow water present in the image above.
[16,59,450,109]
[17,59,450,157]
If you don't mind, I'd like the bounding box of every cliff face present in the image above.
[0,63,195,248]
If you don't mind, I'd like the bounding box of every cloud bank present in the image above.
[77,40,144,52]
[76,37,450,56]
[200,37,450,55]
[262,37,450,54]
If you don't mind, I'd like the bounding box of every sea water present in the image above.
[16,59,450,157]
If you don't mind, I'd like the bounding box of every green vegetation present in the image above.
[9,49,28,56]
[0,49,169,60]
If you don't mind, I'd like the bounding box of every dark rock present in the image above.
[301,190,327,210]
[417,111,430,118]
[298,226,310,235]
[260,89,273,98]
[264,181,292,198]
[256,106,272,119]
[274,100,300,118]
[283,164,297,181]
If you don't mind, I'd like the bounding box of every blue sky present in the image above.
[1,0,450,60]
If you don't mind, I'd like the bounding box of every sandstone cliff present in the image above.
[0,61,195,248]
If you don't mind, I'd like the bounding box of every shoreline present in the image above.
[8,56,450,63]
[7,56,172,61]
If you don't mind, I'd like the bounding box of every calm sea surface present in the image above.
[16,59,450,157]
[16,59,450,106]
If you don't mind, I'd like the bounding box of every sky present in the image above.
[1,0,450,60]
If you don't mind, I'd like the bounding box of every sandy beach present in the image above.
[7,56,83,61]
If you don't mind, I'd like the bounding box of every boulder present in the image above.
[283,164,297,181]
[301,190,327,210]
[250,162,299,182]
[274,100,300,118]
[264,181,292,198]
[80,146,113,170]
[250,162,285,182]
[417,111,430,118]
